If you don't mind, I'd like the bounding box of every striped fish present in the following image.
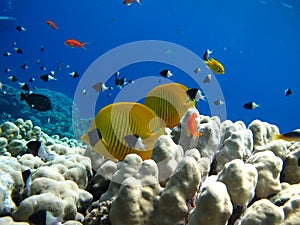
[144,83,195,128]
[81,102,164,161]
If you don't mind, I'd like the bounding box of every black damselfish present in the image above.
[20,92,52,111]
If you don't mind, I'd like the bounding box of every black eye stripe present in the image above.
[88,128,102,147]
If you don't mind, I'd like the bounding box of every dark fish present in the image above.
[93,82,109,92]
[28,78,35,82]
[186,88,205,101]
[12,41,17,47]
[69,71,79,78]
[16,25,26,32]
[285,88,292,97]
[22,169,31,186]
[107,93,112,97]
[22,169,32,196]
[159,69,173,78]
[203,74,212,83]
[36,59,41,65]
[14,47,23,54]
[8,75,18,82]
[19,82,30,91]
[4,68,12,73]
[20,62,29,70]
[26,140,41,156]
[20,92,52,111]
[243,101,259,110]
[203,49,213,61]
[3,51,11,57]
[115,76,127,88]
[114,71,120,77]
[28,210,46,225]
[128,80,134,84]
[40,45,44,52]
[39,74,56,82]
[28,210,62,225]
[39,66,47,71]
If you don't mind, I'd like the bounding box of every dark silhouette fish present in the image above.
[20,92,52,111]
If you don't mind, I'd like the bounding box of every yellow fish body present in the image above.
[274,130,300,142]
[144,83,195,128]
[205,57,225,74]
[81,102,164,161]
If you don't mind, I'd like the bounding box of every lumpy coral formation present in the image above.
[0,84,91,139]
[1,107,300,225]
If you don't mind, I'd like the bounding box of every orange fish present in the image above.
[64,39,88,49]
[123,0,141,6]
[186,113,203,142]
[45,20,58,30]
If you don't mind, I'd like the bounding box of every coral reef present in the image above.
[187,182,233,225]
[234,199,284,225]
[0,84,91,139]
[1,107,300,225]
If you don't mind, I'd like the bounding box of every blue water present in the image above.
[0,0,300,134]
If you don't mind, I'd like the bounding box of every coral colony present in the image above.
[0,104,300,224]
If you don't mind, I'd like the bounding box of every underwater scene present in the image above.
[0,0,300,224]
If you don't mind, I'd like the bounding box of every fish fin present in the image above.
[273,134,282,140]
[192,131,203,142]
[132,149,152,160]
[94,139,118,162]
[82,42,89,49]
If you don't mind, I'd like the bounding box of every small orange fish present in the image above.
[64,39,88,49]
[123,0,141,6]
[187,113,203,142]
[45,20,58,30]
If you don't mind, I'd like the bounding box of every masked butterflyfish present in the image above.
[81,102,164,161]
[144,83,195,128]
[274,130,300,142]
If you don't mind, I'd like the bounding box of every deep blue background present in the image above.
[0,0,300,133]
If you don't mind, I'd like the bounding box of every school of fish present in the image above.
[0,3,298,163]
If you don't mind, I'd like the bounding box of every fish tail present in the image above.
[82,42,89,49]
[81,133,90,145]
